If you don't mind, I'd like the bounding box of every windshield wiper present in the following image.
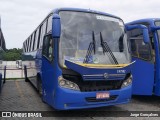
[100,32,119,65]
[119,34,124,52]
[83,31,96,63]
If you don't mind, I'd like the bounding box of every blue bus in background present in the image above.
[22,8,149,110]
[0,23,6,93]
[126,18,160,96]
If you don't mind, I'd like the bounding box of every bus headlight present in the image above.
[58,76,80,91]
[121,75,132,88]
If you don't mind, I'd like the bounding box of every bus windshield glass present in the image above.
[59,11,130,67]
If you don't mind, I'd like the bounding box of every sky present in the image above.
[0,0,160,49]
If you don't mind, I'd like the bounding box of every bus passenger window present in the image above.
[42,35,54,61]
[49,39,53,60]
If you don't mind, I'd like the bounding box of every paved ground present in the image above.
[0,80,160,120]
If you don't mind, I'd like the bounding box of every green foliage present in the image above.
[3,48,22,61]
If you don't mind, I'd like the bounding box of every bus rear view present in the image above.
[22,8,149,110]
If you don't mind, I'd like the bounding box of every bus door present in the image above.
[42,34,55,104]
[129,29,154,95]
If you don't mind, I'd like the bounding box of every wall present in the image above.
[3,61,24,78]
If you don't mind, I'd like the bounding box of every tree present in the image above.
[2,48,22,61]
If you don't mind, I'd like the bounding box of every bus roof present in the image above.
[24,8,123,44]
[51,8,122,20]
[126,18,160,27]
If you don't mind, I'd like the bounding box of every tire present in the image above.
[37,76,45,103]
[38,80,43,96]
[3,66,6,84]
[24,66,29,82]
[37,76,43,97]
[25,78,29,82]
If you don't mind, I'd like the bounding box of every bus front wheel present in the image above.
[24,66,29,82]
[37,76,43,97]
[37,76,45,103]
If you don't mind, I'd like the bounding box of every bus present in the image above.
[126,18,160,96]
[22,8,149,110]
[0,23,6,93]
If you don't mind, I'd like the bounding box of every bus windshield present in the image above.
[59,11,130,67]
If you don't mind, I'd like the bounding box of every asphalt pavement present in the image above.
[0,80,160,120]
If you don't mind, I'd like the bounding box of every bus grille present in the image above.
[79,80,123,92]
[63,75,123,92]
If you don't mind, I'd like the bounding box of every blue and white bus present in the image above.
[126,18,160,96]
[0,25,6,93]
[22,8,149,110]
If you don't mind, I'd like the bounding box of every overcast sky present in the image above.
[0,0,160,49]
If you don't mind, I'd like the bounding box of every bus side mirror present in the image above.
[52,14,61,38]
[125,24,150,43]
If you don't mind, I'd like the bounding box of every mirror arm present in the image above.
[151,26,160,32]
[125,24,149,43]
[125,24,148,31]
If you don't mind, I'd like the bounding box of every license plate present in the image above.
[96,92,110,99]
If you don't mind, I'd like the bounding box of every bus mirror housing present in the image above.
[151,26,160,32]
[125,24,150,43]
[52,14,61,38]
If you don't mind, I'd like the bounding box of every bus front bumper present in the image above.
[53,85,132,110]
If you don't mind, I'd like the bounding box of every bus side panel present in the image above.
[154,78,160,96]
[153,32,160,96]
[41,38,62,108]
[132,57,154,95]
[41,56,55,105]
